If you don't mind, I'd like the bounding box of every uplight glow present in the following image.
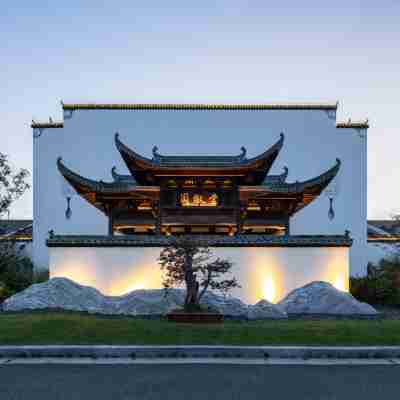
[263,278,276,303]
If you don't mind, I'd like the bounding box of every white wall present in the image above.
[34,107,367,274]
[49,245,349,304]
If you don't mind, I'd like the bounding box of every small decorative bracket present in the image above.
[325,109,337,121]
[33,128,45,139]
[63,109,74,120]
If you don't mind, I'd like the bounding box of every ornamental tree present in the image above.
[158,237,240,312]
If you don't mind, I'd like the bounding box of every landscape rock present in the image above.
[2,278,112,314]
[200,291,249,316]
[114,289,185,315]
[2,278,260,318]
[278,281,378,315]
[247,299,287,320]
[3,278,376,318]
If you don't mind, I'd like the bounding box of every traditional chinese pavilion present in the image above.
[57,132,341,238]
[31,102,368,302]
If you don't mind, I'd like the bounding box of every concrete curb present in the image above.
[1,346,400,360]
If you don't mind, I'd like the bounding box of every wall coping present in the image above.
[46,234,352,248]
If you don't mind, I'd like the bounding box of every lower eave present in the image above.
[47,234,352,248]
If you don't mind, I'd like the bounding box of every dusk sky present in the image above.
[1,1,399,220]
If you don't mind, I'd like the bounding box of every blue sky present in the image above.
[1,1,399,219]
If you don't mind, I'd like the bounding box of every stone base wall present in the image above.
[49,245,349,304]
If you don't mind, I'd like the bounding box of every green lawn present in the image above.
[0,312,399,346]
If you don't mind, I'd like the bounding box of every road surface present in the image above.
[0,363,399,399]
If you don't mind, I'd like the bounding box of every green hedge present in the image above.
[0,241,48,303]
[350,257,400,306]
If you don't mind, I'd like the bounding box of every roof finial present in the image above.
[49,117,53,123]
[152,146,161,162]
[282,166,289,180]
[239,146,247,161]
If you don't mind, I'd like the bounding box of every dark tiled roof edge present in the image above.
[47,234,352,248]
[336,120,369,129]
[31,122,64,129]
[62,102,338,111]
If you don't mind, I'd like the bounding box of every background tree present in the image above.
[0,153,31,302]
[158,237,240,312]
[0,152,30,217]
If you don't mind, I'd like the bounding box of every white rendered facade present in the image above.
[49,245,349,304]
[33,103,368,276]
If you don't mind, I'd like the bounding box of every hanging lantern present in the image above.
[328,197,335,220]
[324,166,340,221]
[60,173,76,220]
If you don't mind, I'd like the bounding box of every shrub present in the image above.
[0,240,48,303]
[350,257,400,306]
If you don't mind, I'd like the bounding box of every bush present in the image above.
[350,257,400,306]
[0,240,48,303]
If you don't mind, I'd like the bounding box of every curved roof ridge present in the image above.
[115,132,154,167]
[245,133,284,165]
[293,158,341,192]
[115,133,283,168]
[57,157,137,193]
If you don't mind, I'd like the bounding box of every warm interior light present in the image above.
[263,278,276,303]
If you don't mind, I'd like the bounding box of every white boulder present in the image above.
[247,300,287,320]
[278,281,378,315]
[2,278,111,314]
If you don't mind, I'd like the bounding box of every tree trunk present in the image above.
[184,254,200,311]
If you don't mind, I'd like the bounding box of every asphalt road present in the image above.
[1,364,399,399]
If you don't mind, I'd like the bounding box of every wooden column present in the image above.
[284,217,290,236]
[155,201,161,235]
[236,203,245,235]
[108,207,114,236]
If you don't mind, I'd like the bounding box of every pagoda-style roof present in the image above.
[57,158,159,215]
[115,133,284,185]
[240,158,341,215]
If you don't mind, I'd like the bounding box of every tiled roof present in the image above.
[243,158,340,193]
[115,132,284,169]
[58,158,140,193]
[62,102,338,111]
[336,120,369,129]
[0,220,32,240]
[31,122,63,129]
[367,220,400,242]
[47,234,352,248]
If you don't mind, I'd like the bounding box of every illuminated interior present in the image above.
[180,192,218,207]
